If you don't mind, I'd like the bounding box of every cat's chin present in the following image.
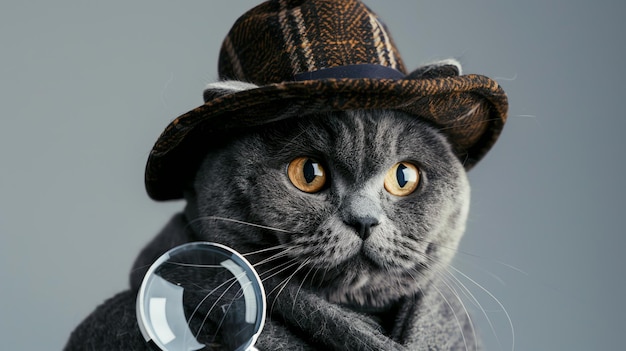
[316,254,426,309]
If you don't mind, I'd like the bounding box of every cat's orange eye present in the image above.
[287,157,327,193]
[384,162,420,196]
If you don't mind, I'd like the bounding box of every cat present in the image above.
[185,108,470,313]
[66,106,479,350]
[183,107,475,346]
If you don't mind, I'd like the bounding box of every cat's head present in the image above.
[184,108,470,309]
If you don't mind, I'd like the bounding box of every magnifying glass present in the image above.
[136,242,266,351]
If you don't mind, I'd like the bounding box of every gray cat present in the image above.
[65,0,508,349]
[187,108,470,312]
[183,108,475,349]
[66,107,478,351]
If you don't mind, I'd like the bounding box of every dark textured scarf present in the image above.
[65,214,478,350]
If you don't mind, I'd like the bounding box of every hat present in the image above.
[145,0,508,201]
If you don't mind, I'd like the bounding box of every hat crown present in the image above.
[218,0,406,85]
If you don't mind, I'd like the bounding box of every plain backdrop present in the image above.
[1,1,625,350]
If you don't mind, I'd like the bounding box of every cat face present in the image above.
[186,109,470,309]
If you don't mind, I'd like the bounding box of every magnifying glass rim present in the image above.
[136,241,267,351]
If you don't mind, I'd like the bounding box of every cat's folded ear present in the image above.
[407,59,462,79]
[203,81,259,102]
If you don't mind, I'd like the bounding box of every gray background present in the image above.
[1,0,624,350]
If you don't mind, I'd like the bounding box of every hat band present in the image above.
[293,64,405,81]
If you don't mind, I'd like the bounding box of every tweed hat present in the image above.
[145,0,508,201]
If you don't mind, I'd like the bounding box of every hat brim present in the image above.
[146,74,508,200]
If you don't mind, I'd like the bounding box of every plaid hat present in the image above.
[145,0,508,201]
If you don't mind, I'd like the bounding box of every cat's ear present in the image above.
[203,80,259,102]
[406,59,462,79]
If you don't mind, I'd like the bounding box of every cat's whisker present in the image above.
[407,270,470,351]
[251,247,294,268]
[277,128,311,155]
[429,281,471,351]
[438,268,480,309]
[471,265,507,287]
[416,247,508,351]
[196,215,295,234]
[437,117,503,132]
[404,265,472,351]
[208,284,242,344]
[206,278,266,345]
[432,269,479,351]
[187,275,239,322]
[130,264,152,275]
[256,254,300,276]
[448,265,516,351]
[259,259,301,283]
[416,239,516,350]
[165,262,223,269]
[266,260,309,300]
[292,263,317,313]
[241,243,291,257]
[317,267,329,289]
[268,258,311,316]
[406,248,483,350]
[191,274,241,340]
[423,240,528,277]
[438,265,501,351]
[493,73,518,81]
[184,258,273,336]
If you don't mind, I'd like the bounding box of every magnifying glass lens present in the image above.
[136,242,265,351]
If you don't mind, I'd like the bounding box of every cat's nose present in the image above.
[345,216,379,240]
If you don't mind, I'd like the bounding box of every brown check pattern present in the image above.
[218,0,405,83]
[145,0,508,200]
